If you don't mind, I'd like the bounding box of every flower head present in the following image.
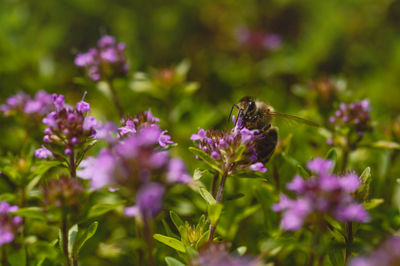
[190,127,266,174]
[1,90,54,118]
[35,93,97,159]
[0,201,22,246]
[75,35,129,81]
[329,99,373,138]
[273,158,369,231]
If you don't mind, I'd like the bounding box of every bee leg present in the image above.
[256,127,278,163]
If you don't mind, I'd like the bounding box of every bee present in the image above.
[230,96,318,163]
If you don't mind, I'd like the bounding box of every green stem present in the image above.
[1,245,6,266]
[208,171,228,242]
[61,215,71,266]
[143,219,154,266]
[135,219,144,266]
[345,222,353,264]
[69,148,76,179]
[210,173,219,198]
[108,80,124,118]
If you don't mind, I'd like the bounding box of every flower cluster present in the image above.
[190,127,267,174]
[35,93,97,158]
[272,158,369,231]
[119,110,173,147]
[329,100,373,137]
[75,35,129,81]
[191,242,260,266]
[235,26,282,51]
[1,90,53,118]
[0,201,22,246]
[78,114,189,220]
[350,236,400,266]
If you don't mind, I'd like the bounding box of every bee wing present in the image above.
[270,111,320,127]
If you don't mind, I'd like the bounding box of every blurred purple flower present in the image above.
[0,201,22,246]
[350,236,400,266]
[167,158,192,183]
[75,35,128,81]
[273,158,369,231]
[35,145,53,159]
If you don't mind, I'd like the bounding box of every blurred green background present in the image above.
[1,0,400,264]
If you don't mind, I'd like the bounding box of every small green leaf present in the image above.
[85,201,125,220]
[7,246,27,266]
[165,256,185,266]
[199,187,216,205]
[170,211,184,230]
[325,148,337,170]
[13,207,45,221]
[364,198,384,210]
[189,147,222,173]
[358,167,371,201]
[72,221,98,259]
[153,234,186,253]
[208,203,223,225]
[281,152,309,177]
[68,224,79,258]
[193,168,213,181]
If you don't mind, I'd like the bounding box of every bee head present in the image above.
[238,96,256,121]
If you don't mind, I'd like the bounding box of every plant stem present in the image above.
[143,219,154,266]
[108,80,124,118]
[1,245,6,266]
[208,171,228,241]
[135,219,144,266]
[345,221,353,264]
[69,148,76,179]
[210,173,219,198]
[61,215,71,266]
[341,148,349,173]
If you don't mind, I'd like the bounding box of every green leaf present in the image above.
[68,224,79,258]
[165,256,185,266]
[281,152,309,177]
[371,141,400,150]
[170,211,184,230]
[72,221,98,259]
[162,219,177,238]
[13,207,45,221]
[364,198,384,210]
[325,148,337,170]
[85,201,125,220]
[199,187,216,205]
[358,167,371,201]
[193,168,214,181]
[189,147,222,173]
[208,203,223,225]
[153,234,186,253]
[7,246,27,266]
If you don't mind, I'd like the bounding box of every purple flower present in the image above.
[0,201,22,246]
[190,126,265,174]
[1,91,53,117]
[166,158,191,183]
[83,116,98,131]
[76,101,90,113]
[75,35,128,81]
[35,145,53,159]
[286,175,305,193]
[135,183,165,219]
[190,128,207,141]
[249,162,267,173]
[307,157,333,175]
[159,130,173,147]
[52,94,65,109]
[77,149,115,190]
[119,120,136,135]
[350,236,400,266]
[273,158,369,231]
[330,99,373,137]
